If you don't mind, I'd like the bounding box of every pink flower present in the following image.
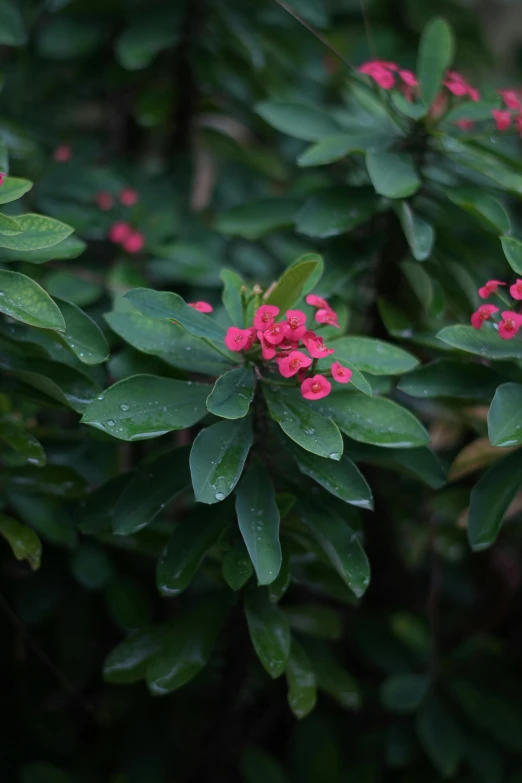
[492,110,511,132]
[468,87,480,102]
[444,71,480,101]
[225,327,253,352]
[0,172,5,186]
[123,231,145,254]
[278,350,312,378]
[478,280,506,299]
[331,362,353,384]
[283,309,307,340]
[471,304,499,329]
[96,190,113,210]
[399,70,417,87]
[359,61,395,90]
[301,374,332,401]
[455,119,474,131]
[316,308,340,328]
[499,89,520,110]
[54,144,72,162]
[119,188,139,206]
[302,331,335,359]
[516,116,522,138]
[499,311,521,340]
[280,337,300,350]
[306,294,329,309]
[257,331,276,360]
[109,221,132,244]
[510,279,522,300]
[253,304,279,332]
[263,322,286,345]
[188,301,213,313]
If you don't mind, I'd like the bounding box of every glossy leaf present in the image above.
[220,268,244,325]
[397,202,435,261]
[71,542,113,590]
[398,359,502,401]
[298,132,392,167]
[445,188,510,234]
[215,199,299,239]
[417,693,462,778]
[437,324,522,360]
[0,235,86,264]
[468,448,522,551]
[103,625,163,684]
[366,151,420,199]
[222,540,253,591]
[54,297,109,365]
[157,506,231,595]
[236,461,282,586]
[0,176,32,204]
[0,212,22,234]
[284,605,342,640]
[146,595,230,695]
[0,419,46,466]
[0,512,41,570]
[256,101,341,141]
[345,440,446,489]
[0,213,73,250]
[322,336,418,375]
[190,417,253,504]
[488,383,522,447]
[501,235,522,275]
[206,366,255,419]
[266,258,320,313]
[380,674,429,713]
[81,375,211,441]
[263,385,343,460]
[286,640,317,719]
[299,502,370,598]
[417,17,455,109]
[317,392,430,449]
[304,640,361,709]
[296,187,378,238]
[244,589,290,679]
[125,288,226,342]
[0,270,65,331]
[113,446,191,535]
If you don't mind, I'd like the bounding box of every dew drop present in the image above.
[119,403,130,411]
[215,491,225,501]
[97,395,104,401]
[329,451,339,460]
[107,419,115,427]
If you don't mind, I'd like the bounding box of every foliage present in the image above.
[3,1,522,782]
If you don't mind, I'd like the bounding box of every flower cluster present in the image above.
[492,89,522,135]
[224,295,352,400]
[471,278,522,339]
[100,187,144,253]
[358,61,480,105]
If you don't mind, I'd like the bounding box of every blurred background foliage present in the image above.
[3,1,522,782]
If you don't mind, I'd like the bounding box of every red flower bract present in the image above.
[316,308,340,328]
[331,362,352,384]
[123,231,145,254]
[119,188,139,206]
[510,279,522,301]
[471,304,498,330]
[54,144,72,162]
[303,331,335,359]
[0,172,5,187]
[109,221,132,244]
[96,190,113,210]
[253,304,279,332]
[499,312,521,340]
[301,374,332,400]
[257,331,276,360]
[478,280,506,299]
[188,301,213,313]
[225,327,253,352]
[264,322,285,345]
[283,309,307,340]
[306,294,329,309]
[492,110,511,132]
[278,350,312,379]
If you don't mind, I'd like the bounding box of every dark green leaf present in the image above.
[241,747,290,783]
[298,133,392,167]
[0,419,46,466]
[81,375,211,441]
[0,0,26,46]
[0,176,32,204]
[501,235,522,275]
[220,268,244,325]
[115,12,179,70]
[215,198,299,239]
[304,640,361,709]
[236,461,281,586]
[380,674,429,713]
[256,102,341,141]
[244,589,290,678]
[416,692,462,778]
[345,440,446,489]
[322,336,418,375]
[190,417,253,504]
[70,542,113,590]
[124,287,226,342]
[437,324,522,360]
[284,604,343,640]
[286,640,317,719]
[54,297,109,365]
[296,187,378,238]
[265,258,320,313]
[206,366,255,419]
[103,625,163,684]
[0,270,65,331]
[0,235,86,264]
[0,213,73,250]
[417,17,455,109]
[468,448,522,551]
[445,188,510,234]
[222,540,253,591]
[398,359,502,401]
[0,512,41,570]
[488,383,522,447]
[6,464,87,498]
[366,151,420,199]
[397,202,435,261]
[0,212,22,234]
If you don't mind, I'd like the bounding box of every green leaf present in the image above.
[0,214,73,251]
[215,198,299,239]
[322,336,418,375]
[79,474,130,535]
[244,589,290,679]
[0,235,86,264]
[284,438,373,509]
[0,0,26,46]
[445,188,511,234]
[113,447,191,535]
[284,605,343,640]
[157,506,231,595]
[468,448,522,551]
[297,132,391,167]
[317,392,430,449]
[366,151,420,199]
[265,258,319,313]
[0,212,22,235]
[344,441,446,489]
[286,640,317,719]
[304,640,361,709]
[449,678,522,755]
[263,386,343,460]
[299,502,370,598]
[124,288,226,342]
[255,102,341,141]
[190,417,253,504]
[380,674,429,713]
[103,625,163,684]
[444,100,501,123]
[71,542,113,590]
[417,692,462,778]
[0,512,41,570]
[222,540,254,591]
[296,187,378,238]
[437,324,522,360]
[115,12,179,70]
[236,461,282,586]
[6,464,86,498]
[398,359,502,401]
[54,297,109,365]
[81,375,211,441]
[38,16,107,59]
[206,366,255,419]
[501,235,522,275]
[417,17,455,109]
[489,383,522,447]
[241,748,290,783]
[105,311,233,376]
[0,419,46,466]
[397,202,435,261]
[220,268,244,325]
[146,595,230,695]
[0,176,32,204]
[0,270,65,331]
